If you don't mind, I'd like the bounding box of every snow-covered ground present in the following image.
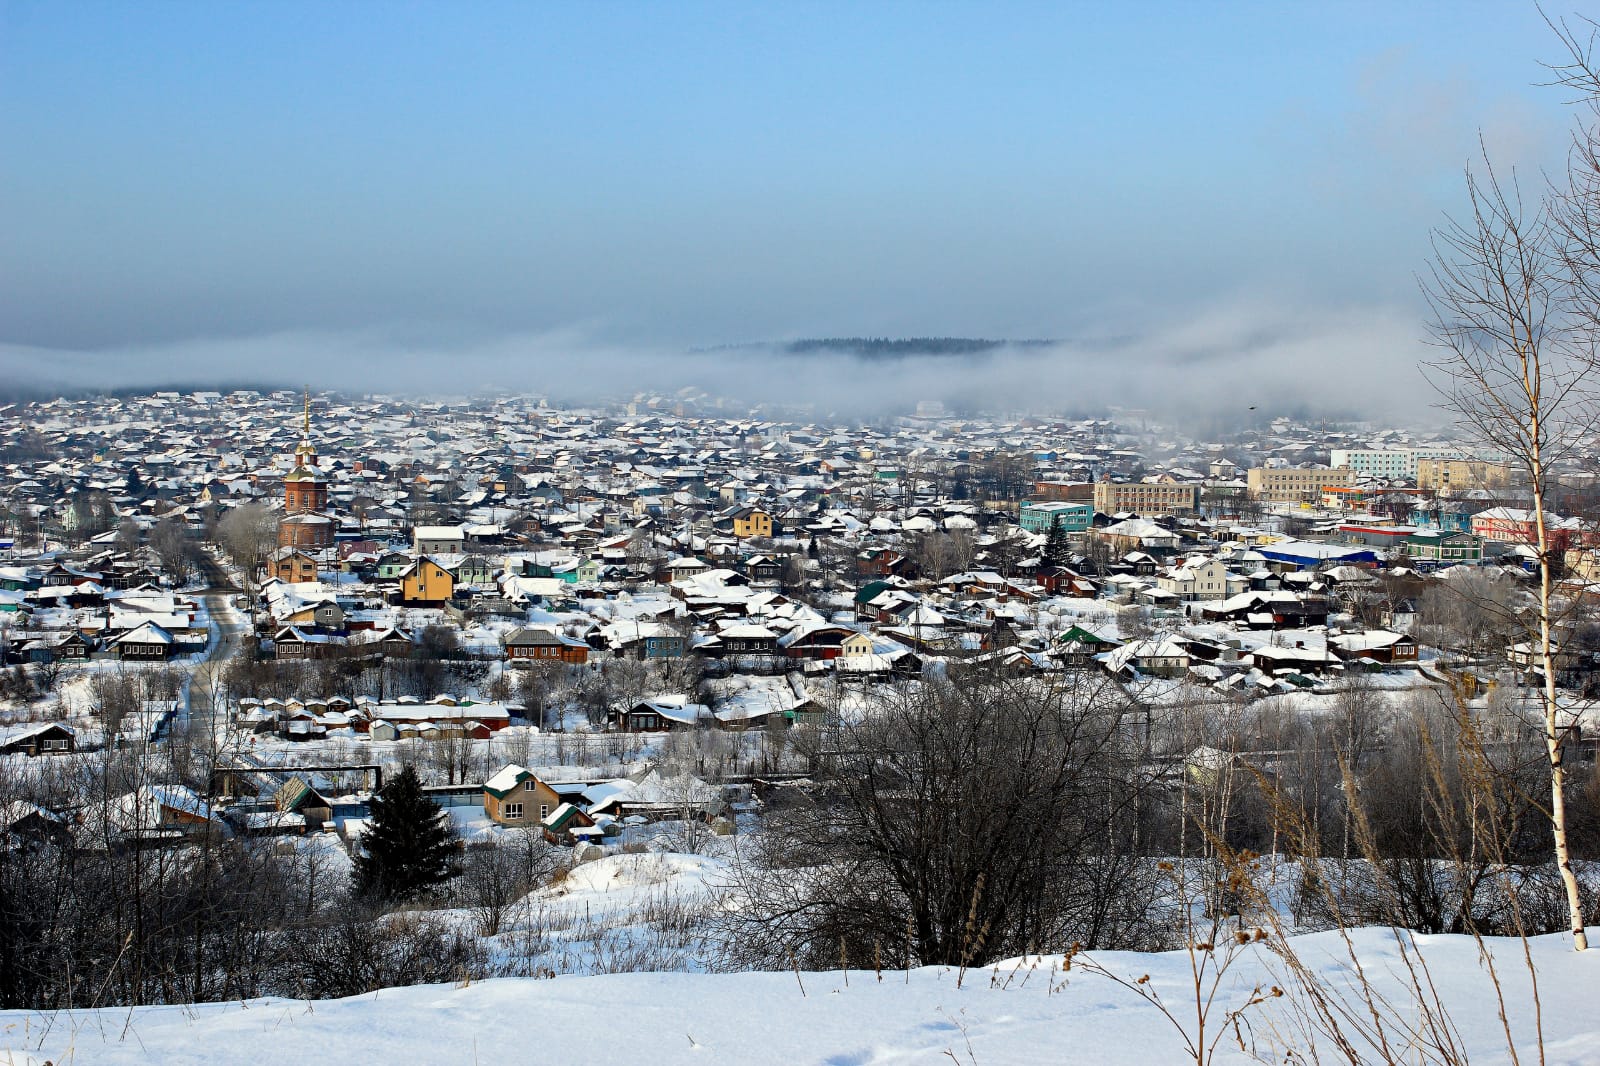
[4,925,1597,1065]
[469,851,730,975]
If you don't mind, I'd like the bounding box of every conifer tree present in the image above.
[1040,517,1071,569]
[353,765,456,901]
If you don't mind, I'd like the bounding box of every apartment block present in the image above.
[1415,458,1513,492]
[1246,465,1353,502]
[1092,481,1202,514]
[1329,447,1497,480]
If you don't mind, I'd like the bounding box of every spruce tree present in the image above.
[1040,517,1070,569]
[353,765,456,901]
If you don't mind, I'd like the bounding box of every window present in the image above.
[502,803,523,820]
[525,780,539,793]
[540,804,550,821]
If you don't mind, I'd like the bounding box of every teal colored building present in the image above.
[1020,502,1094,533]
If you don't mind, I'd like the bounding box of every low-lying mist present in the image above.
[1,297,1432,422]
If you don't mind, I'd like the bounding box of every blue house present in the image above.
[643,633,687,659]
[1413,502,1474,533]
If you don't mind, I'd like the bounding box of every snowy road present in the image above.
[178,554,248,734]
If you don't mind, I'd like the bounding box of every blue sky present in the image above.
[0,2,1581,409]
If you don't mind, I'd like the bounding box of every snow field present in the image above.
[5,926,1598,1065]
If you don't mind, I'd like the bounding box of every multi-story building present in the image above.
[398,557,456,605]
[1032,480,1095,502]
[730,506,773,538]
[1330,447,1502,481]
[1328,449,1415,480]
[1246,466,1353,503]
[1415,458,1514,493]
[1156,558,1248,602]
[1404,530,1484,565]
[1470,506,1576,549]
[1092,481,1201,514]
[1019,501,1094,532]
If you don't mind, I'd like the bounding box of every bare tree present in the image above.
[427,730,475,786]
[910,531,964,582]
[456,840,530,936]
[217,503,278,605]
[1117,603,1152,642]
[1413,569,1520,666]
[814,534,856,592]
[947,526,978,573]
[779,553,808,593]
[150,516,196,584]
[515,660,575,731]
[718,666,1152,968]
[114,517,141,555]
[597,659,652,729]
[1423,151,1593,950]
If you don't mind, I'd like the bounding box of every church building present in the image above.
[278,390,336,551]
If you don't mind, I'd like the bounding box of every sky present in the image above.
[0,2,1585,415]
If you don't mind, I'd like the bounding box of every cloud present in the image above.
[0,297,1435,423]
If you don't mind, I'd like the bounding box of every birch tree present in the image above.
[1422,154,1593,950]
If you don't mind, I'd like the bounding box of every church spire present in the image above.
[293,387,319,470]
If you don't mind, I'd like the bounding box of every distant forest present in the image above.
[692,337,1058,360]
[782,337,1056,359]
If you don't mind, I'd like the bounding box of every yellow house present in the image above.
[1564,548,1600,586]
[732,506,773,539]
[271,548,319,584]
[399,556,455,605]
[482,764,562,826]
[840,632,875,658]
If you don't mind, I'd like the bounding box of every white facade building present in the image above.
[1330,447,1501,481]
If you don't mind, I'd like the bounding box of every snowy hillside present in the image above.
[5,927,1597,1066]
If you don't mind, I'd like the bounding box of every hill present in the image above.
[782,337,1057,360]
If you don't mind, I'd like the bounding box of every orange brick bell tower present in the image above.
[278,387,334,550]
